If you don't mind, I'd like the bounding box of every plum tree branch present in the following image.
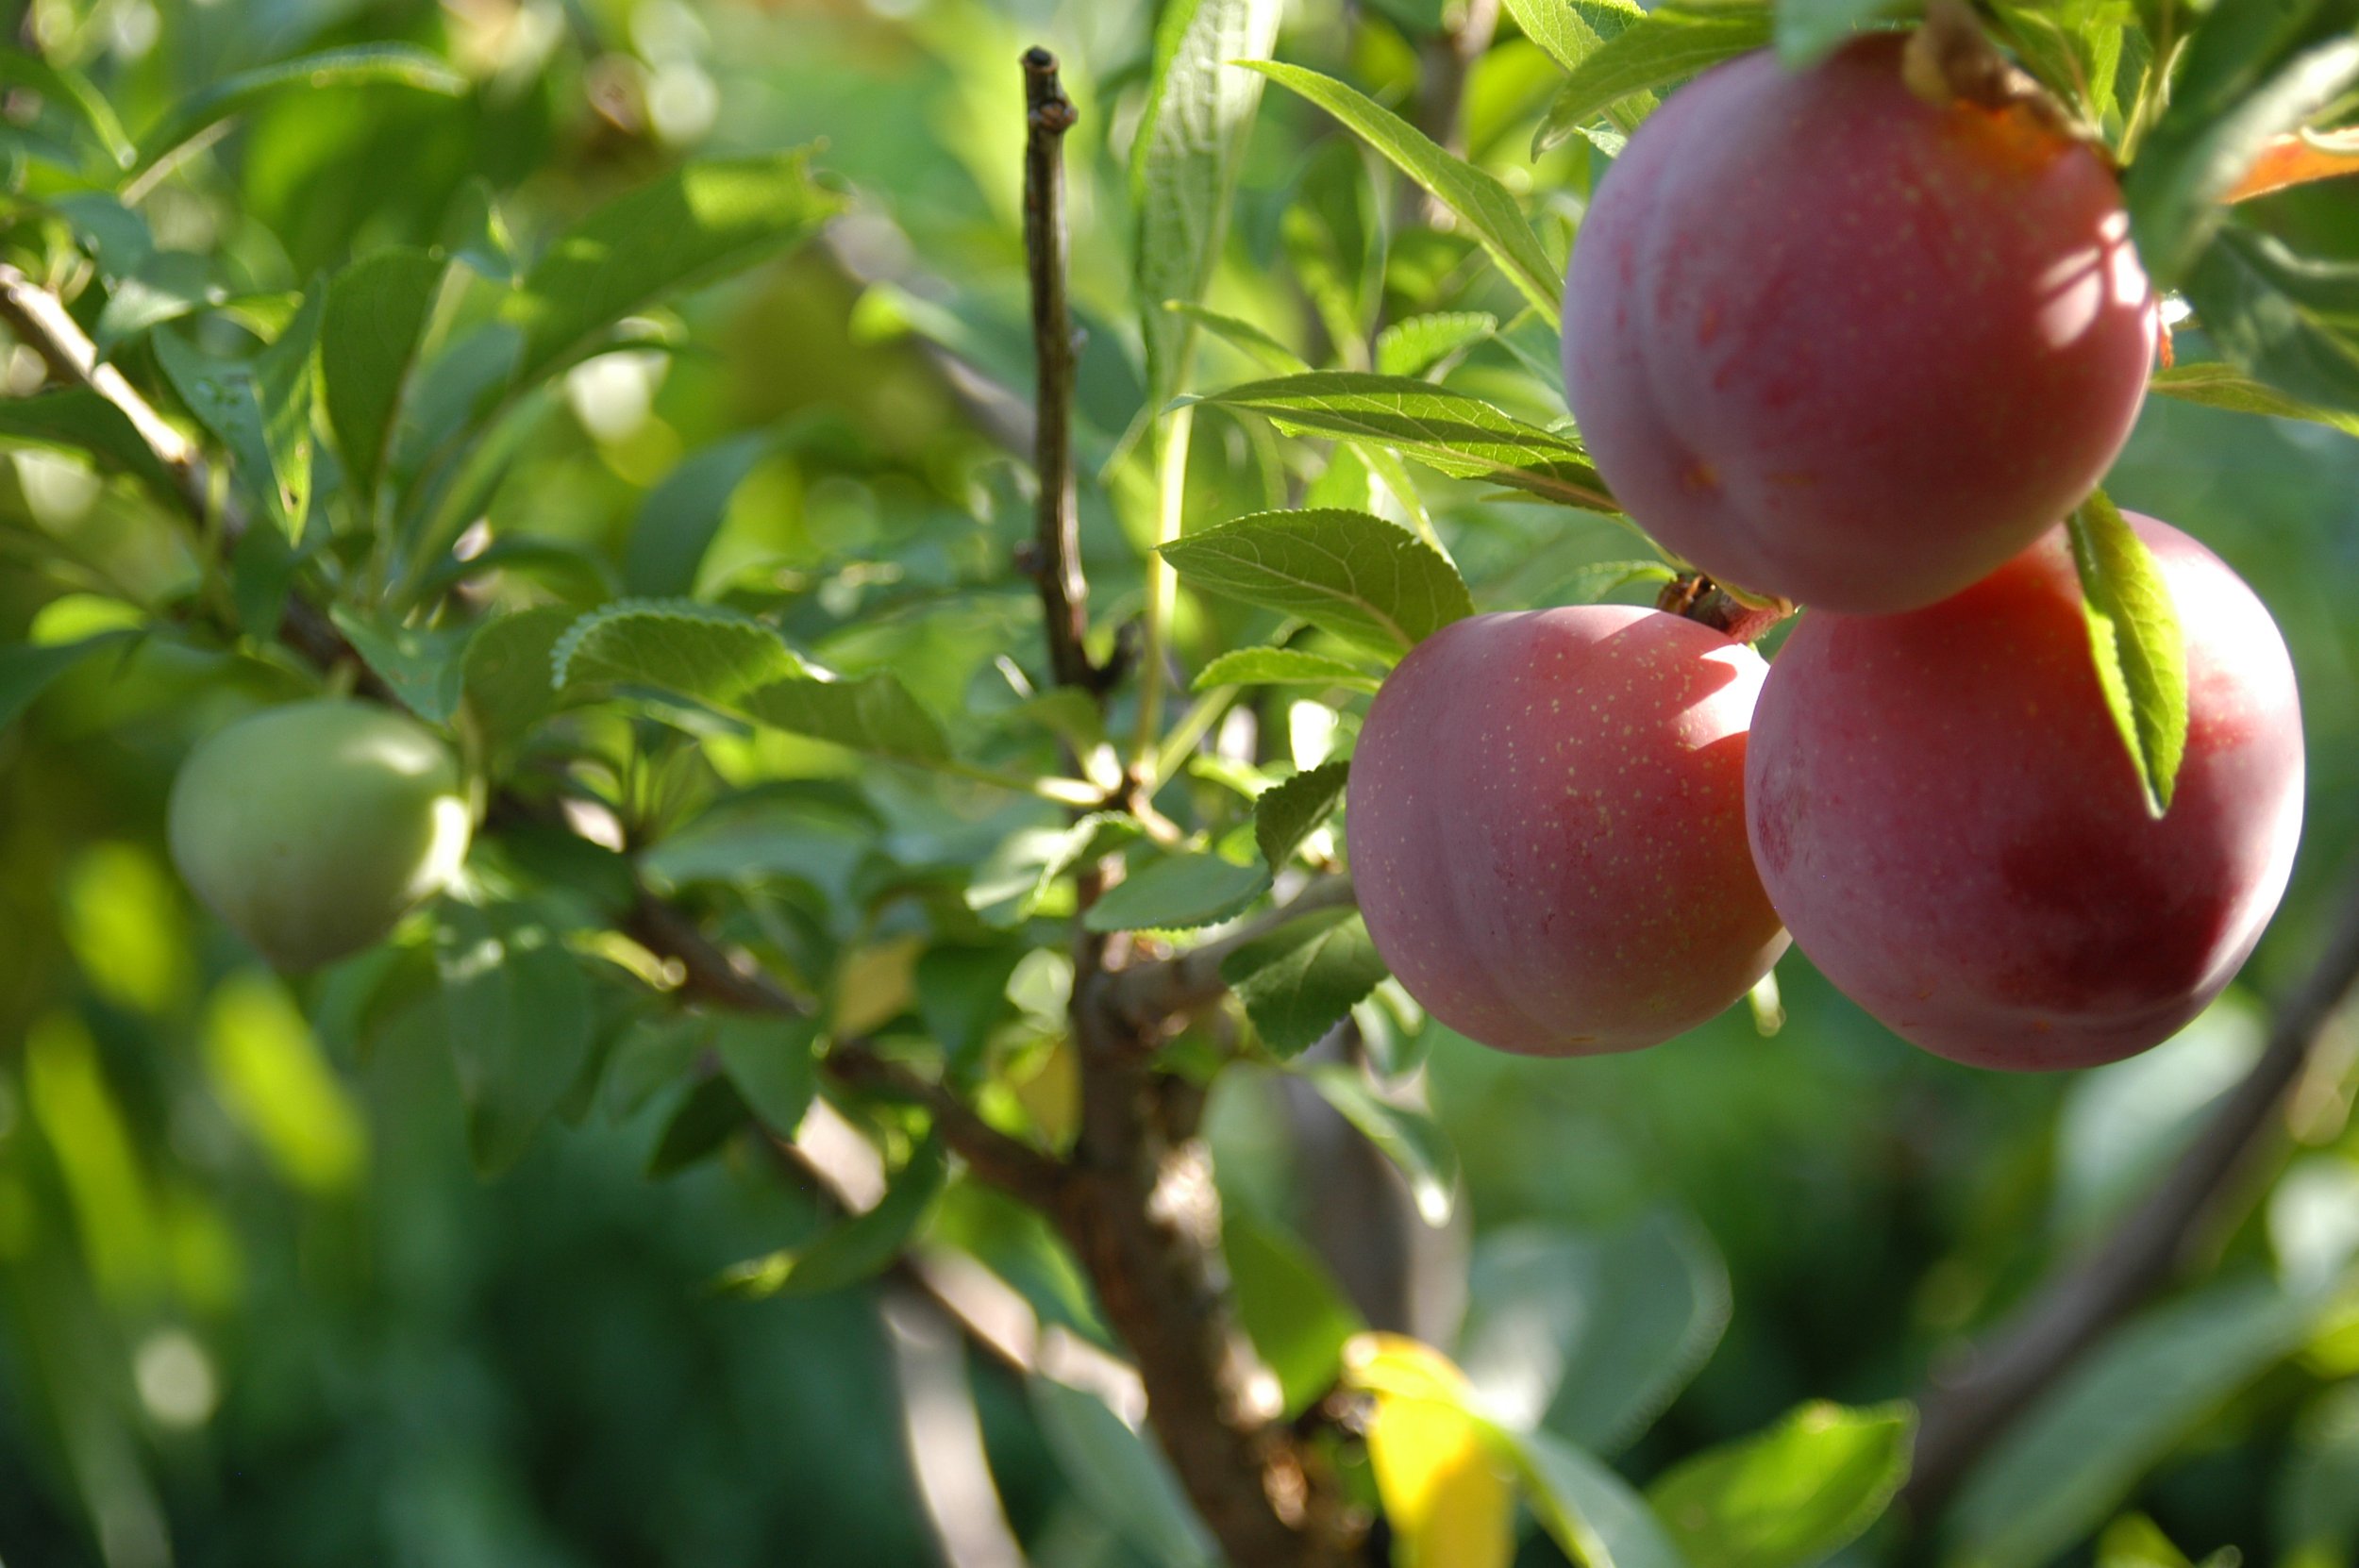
[1903,859,2359,1521]
[1020,47,1098,696]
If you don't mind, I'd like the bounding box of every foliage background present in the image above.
[0,1,2355,1566]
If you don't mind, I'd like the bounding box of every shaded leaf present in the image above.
[1773,0,1904,66]
[435,899,595,1176]
[967,813,1145,927]
[1512,1427,1693,1568]
[721,1135,946,1298]
[1083,853,1271,934]
[1225,1209,1365,1416]
[647,1074,750,1176]
[2066,492,2188,816]
[711,1013,818,1134]
[328,608,471,724]
[1248,62,1562,322]
[2149,359,2359,440]
[2183,224,2359,415]
[0,389,177,499]
[0,632,138,732]
[553,599,810,701]
[1161,508,1474,657]
[623,430,777,596]
[129,44,466,191]
[1030,1375,1218,1568]
[323,247,444,501]
[740,673,952,766]
[1255,759,1352,869]
[1221,908,1388,1056]
[462,606,578,746]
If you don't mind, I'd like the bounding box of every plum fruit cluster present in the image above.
[1347,36,2305,1071]
[170,700,473,972]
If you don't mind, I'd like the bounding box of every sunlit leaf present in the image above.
[1344,1335,1517,1568]
[1225,1209,1365,1416]
[202,971,368,1194]
[1161,508,1475,657]
[2149,360,2359,441]
[1082,853,1271,934]
[1646,1400,1914,1568]
[1193,646,1383,694]
[2066,492,2188,816]
[1536,1,1771,156]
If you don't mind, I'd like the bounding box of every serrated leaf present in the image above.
[2067,493,2188,817]
[1647,1400,1914,1568]
[2150,360,2359,440]
[1376,311,1498,378]
[1505,0,1652,117]
[1247,61,1562,324]
[1030,1376,1219,1568]
[2183,224,2359,415]
[1133,0,1286,405]
[508,152,842,388]
[435,899,595,1176]
[1161,508,1475,657]
[1536,1,1771,155]
[323,247,444,501]
[623,431,778,596]
[1949,1279,2319,1568]
[2125,7,2359,289]
[1299,1064,1459,1225]
[0,388,178,499]
[1510,1427,1692,1568]
[1457,1214,1732,1453]
[1194,646,1384,694]
[712,1012,818,1134]
[967,813,1145,927]
[1225,1210,1365,1417]
[1255,759,1351,868]
[1772,0,1903,66]
[741,671,952,766]
[1221,908,1387,1056]
[1083,853,1271,934]
[462,606,577,747]
[721,1134,945,1298]
[1192,373,1614,510]
[328,608,471,724]
[553,599,810,701]
[128,44,466,191]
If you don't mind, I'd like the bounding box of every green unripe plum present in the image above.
[169,699,473,971]
[1746,513,2303,1070]
[1347,607,1788,1055]
[1563,35,2154,613]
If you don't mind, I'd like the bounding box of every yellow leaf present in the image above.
[833,935,922,1036]
[1346,1334,1516,1568]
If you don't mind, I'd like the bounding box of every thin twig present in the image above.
[1021,48,1096,694]
[1092,876,1357,1032]
[1904,862,2359,1520]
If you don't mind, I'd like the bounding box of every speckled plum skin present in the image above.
[1563,36,2155,613]
[1747,514,2303,1071]
[1347,607,1788,1055]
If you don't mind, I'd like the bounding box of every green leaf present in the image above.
[251,280,323,541]
[711,1013,818,1134]
[1457,1214,1732,1453]
[1646,1400,1914,1568]
[1164,303,1309,375]
[129,44,466,192]
[2066,492,2188,816]
[1949,1279,2319,1568]
[2149,360,2359,441]
[1132,0,1286,404]
[720,1135,946,1298]
[967,813,1145,927]
[914,946,1027,1067]
[0,53,132,169]
[2095,1514,2204,1568]
[2183,225,2359,415]
[740,672,953,766]
[1221,909,1388,1056]
[434,899,595,1176]
[462,606,578,747]
[1537,1,1771,155]
[1246,62,1563,325]
[327,608,472,724]
[2124,6,2359,289]
[1772,0,1904,66]
[508,151,842,388]
[622,431,777,596]
[1556,558,1681,603]
[1194,646,1383,693]
[553,599,811,702]
[1191,373,1614,510]
[1225,1209,1365,1417]
[1255,759,1352,868]
[1510,1426,1693,1568]
[323,247,444,501]
[1376,311,1498,378]
[1083,853,1272,934]
[647,1074,751,1176]
[0,388,178,499]
[1161,507,1475,657]
[1029,1376,1219,1568]
[1505,0,1652,104]
[1298,1063,1459,1225]
[0,632,137,732]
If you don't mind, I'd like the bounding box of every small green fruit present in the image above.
[168,699,472,970]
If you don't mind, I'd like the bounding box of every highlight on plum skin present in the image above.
[1562,34,2156,615]
[1745,512,2305,1071]
[1347,606,1789,1056]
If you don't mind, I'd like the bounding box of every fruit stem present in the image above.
[1656,573,1795,643]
